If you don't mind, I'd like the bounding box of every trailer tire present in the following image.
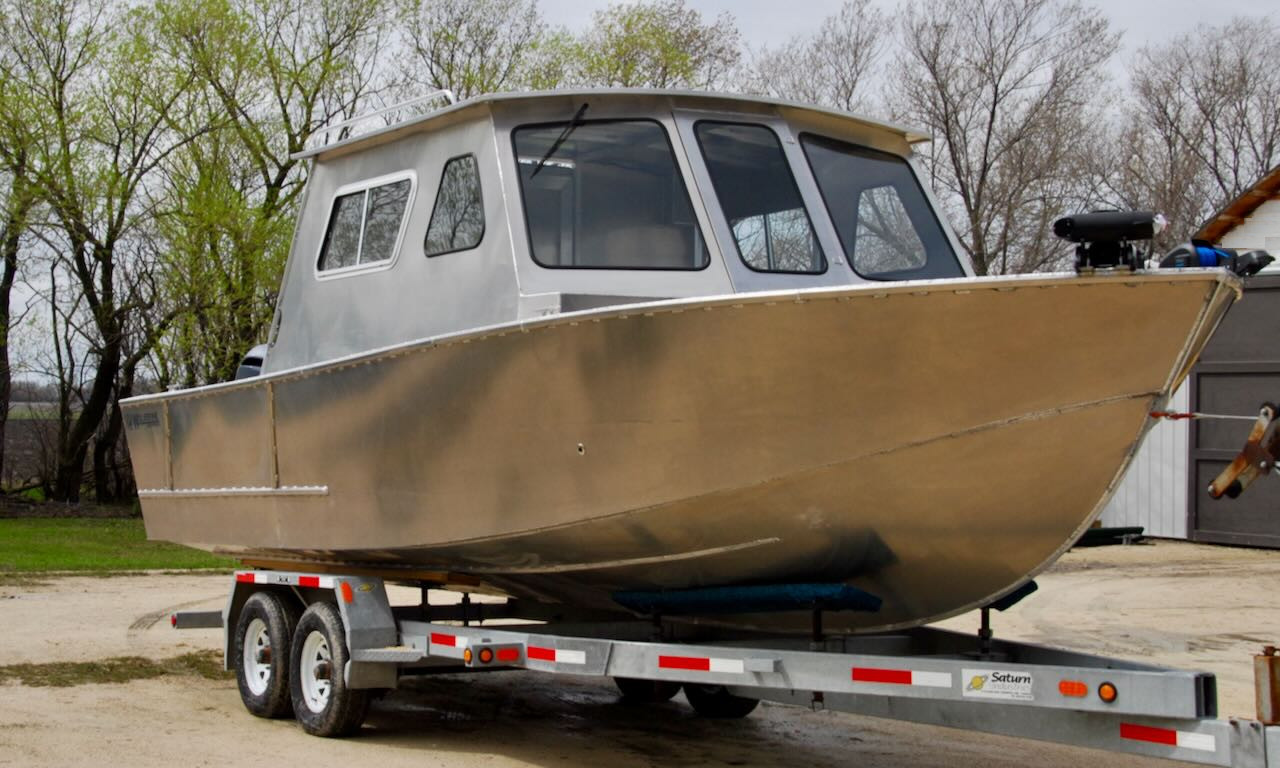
[233,591,302,718]
[683,684,759,719]
[289,602,370,737]
[613,676,682,703]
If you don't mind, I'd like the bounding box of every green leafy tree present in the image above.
[0,12,39,488]
[568,0,741,89]
[151,0,390,387]
[7,0,204,501]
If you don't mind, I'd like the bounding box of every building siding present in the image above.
[1099,383,1188,538]
[1219,198,1280,254]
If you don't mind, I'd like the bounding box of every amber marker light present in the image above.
[1098,682,1118,703]
[1058,680,1087,698]
[479,648,495,665]
[463,648,473,664]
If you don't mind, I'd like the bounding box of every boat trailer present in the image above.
[174,569,1280,766]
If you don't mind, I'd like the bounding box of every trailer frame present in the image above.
[172,569,1280,766]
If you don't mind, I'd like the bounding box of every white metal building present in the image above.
[1100,384,1191,537]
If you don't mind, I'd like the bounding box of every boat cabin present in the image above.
[263,90,973,373]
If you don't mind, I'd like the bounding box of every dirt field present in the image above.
[2,540,1278,767]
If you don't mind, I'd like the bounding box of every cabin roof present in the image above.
[293,89,933,162]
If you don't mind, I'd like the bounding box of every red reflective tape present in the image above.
[430,633,457,647]
[852,667,913,685]
[1120,723,1177,746]
[235,573,254,583]
[298,576,321,588]
[497,648,520,663]
[659,655,711,672]
[528,646,555,661]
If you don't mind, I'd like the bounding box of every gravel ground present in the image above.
[2,539,1279,767]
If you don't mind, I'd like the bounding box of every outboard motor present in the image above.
[1053,210,1166,272]
[1160,239,1273,277]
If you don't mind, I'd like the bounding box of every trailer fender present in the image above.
[223,572,398,689]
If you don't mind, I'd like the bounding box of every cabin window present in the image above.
[512,119,708,270]
[424,154,484,256]
[800,134,964,280]
[693,122,825,274]
[316,174,413,273]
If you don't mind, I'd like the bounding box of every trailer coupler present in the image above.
[1208,403,1280,499]
[1150,403,1280,500]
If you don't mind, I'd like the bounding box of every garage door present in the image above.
[1189,274,1280,547]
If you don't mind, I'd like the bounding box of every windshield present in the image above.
[512,119,708,270]
[695,121,825,274]
[800,134,963,280]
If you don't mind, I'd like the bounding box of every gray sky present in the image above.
[540,0,1271,68]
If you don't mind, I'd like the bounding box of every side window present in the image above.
[424,154,484,256]
[319,192,364,270]
[855,186,927,274]
[317,175,413,273]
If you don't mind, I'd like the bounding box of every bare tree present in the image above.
[1114,16,1280,243]
[1081,118,1215,253]
[890,0,1119,275]
[745,0,888,113]
[397,0,548,99]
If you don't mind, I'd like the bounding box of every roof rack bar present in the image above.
[306,89,457,153]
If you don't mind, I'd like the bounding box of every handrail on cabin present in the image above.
[305,89,457,152]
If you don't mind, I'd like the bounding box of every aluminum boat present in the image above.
[121,90,1240,633]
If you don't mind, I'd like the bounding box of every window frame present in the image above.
[423,153,486,258]
[510,117,711,272]
[798,133,962,281]
[314,169,417,281]
[693,120,828,276]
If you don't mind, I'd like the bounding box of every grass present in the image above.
[0,650,228,687]
[7,402,58,421]
[0,518,235,573]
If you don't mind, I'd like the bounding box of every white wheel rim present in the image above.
[242,618,271,696]
[300,630,332,714]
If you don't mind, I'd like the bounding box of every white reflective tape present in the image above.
[254,573,268,584]
[1176,732,1216,753]
[709,658,746,674]
[318,576,335,589]
[912,671,952,688]
[557,649,587,665]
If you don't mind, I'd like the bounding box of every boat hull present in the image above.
[122,271,1238,632]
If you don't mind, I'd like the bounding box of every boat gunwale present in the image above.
[120,269,1241,409]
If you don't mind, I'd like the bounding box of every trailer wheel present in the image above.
[613,676,682,703]
[683,684,759,718]
[289,602,370,737]
[233,591,301,718]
